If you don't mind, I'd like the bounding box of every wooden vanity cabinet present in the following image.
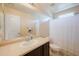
[23,42,49,56]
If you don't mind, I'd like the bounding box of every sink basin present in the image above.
[20,39,38,48]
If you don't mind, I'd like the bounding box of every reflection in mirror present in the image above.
[20,18,37,39]
[2,3,21,40]
[0,3,38,41]
[5,14,21,40]
[3,3,37,40]
[0,4,5,41]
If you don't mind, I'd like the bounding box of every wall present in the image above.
[50,14,79,55]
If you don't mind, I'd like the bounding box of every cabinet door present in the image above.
[25,46,43,56]
[43,42,49,56]
[24,42,49,56]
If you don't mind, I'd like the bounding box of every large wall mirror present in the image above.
[1,4,21,40]
[0,4,5,41]
[0,3,49,44]
[0,3,37,42]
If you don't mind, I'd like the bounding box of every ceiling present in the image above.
[5,3,55,20]
[3,3,79,21]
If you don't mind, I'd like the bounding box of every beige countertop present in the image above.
[0,37,49,56]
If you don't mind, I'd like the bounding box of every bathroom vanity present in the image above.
[0,37,49,56]
[24,41,49,56]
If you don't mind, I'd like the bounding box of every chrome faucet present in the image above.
[27,28,33,40]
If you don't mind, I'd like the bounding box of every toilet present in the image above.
[50,42,63,56]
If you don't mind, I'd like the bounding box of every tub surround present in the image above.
[0,37,49,56]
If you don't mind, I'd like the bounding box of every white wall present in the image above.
[50,14,79,55]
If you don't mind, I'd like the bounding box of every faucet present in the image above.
[28,28,33,40]
[28,34,33,40]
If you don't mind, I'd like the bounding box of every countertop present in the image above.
[0,37,49,56]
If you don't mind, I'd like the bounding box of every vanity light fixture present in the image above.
[20,3,38,11]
